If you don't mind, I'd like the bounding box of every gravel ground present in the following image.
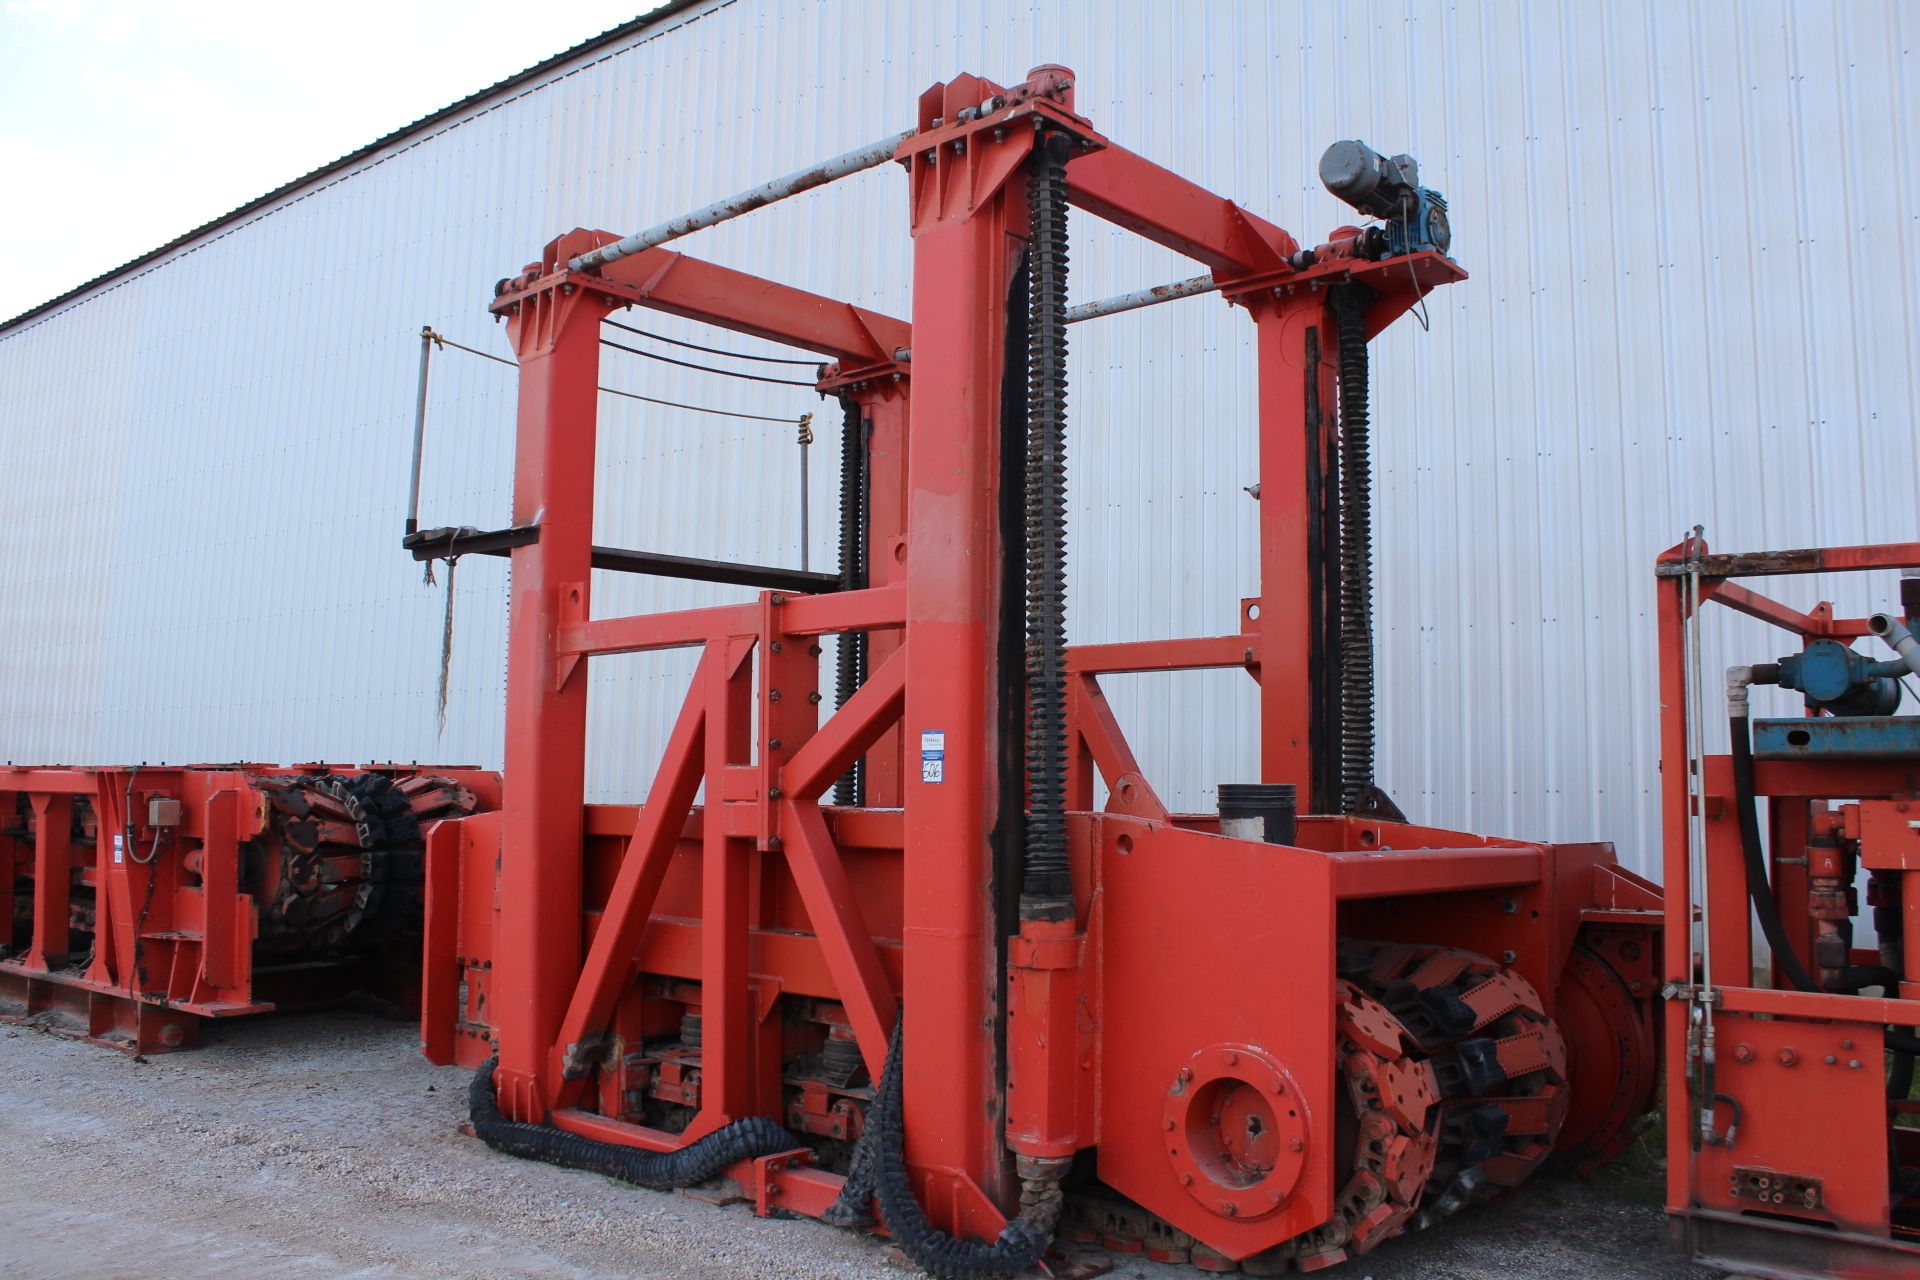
[0,1010,1723,1280]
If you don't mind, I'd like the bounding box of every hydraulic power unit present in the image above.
[1659,537,1920,1277]
[1,763,496,1053]
[404,66,1661,1275]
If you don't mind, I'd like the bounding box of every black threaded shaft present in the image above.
[833,396,868,807]
[1021,133,1074,915]
[1331,286,1376,812]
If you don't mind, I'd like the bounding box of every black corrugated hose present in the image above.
[1021,130,1075,920]
[1728,713,1920,1064]
[1329,285,1376,813]
[833,394,869,807]
[825,1015,1059,1278]
[468,1057,797,1190]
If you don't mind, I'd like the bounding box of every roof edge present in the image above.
[0,0,711,335]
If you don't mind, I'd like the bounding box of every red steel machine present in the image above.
[1658,537,1920,1276]
[414,68,1661,1274]
[2,764,494,1053]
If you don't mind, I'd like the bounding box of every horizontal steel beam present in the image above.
[403,526,838,594]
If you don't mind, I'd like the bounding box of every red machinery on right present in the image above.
[1659,537,1920,1276]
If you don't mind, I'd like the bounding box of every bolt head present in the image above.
[1178,1066,1193,1082]
[1777,1048,1798,1066]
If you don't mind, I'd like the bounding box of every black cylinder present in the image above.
[1218,782,1298,846]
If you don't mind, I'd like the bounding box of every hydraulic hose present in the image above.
[833,395,869,807]
[468,1057,797,1190]
[826,1016,1059,1278]
[1329,285,1376,812]
[1020,132,1074,919]
[1728,710,1920,1057]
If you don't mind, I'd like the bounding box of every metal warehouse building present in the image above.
[2,0,1915,885]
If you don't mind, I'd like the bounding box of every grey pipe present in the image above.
[569,130,916,272]
[1064,274,1218,323]
[890,273,1223,363]
[1869,613,1920,679]
[407,326,435,536]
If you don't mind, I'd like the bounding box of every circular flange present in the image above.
[1163,1043,1309,1221]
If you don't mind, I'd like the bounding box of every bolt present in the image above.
[1288,1137,1304,1153]
[1501,950,1518,964]
[1178,1066,1193,1082]
[769,739,783,751]
[1849,1059,1862,1070]
[769,787,782,800]
[770,641,783,654]
[1224,1050,1238,1065]
[1221,1203,1238,1217]
[768,836,783,851]
[808,644,822,657]
[1499,897,1519,914]
[1163,1118,1174,1130]
[770,594,787,606]
[1777,1048,1797,1066]
[808,691,823,704]
[769,689,782,702]
[1841,1039,1854,1050]
[1179,1172,1193,1186]
[1825,1055,1837,1066]
[1732,1043,1754,1063]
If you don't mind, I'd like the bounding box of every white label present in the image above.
[113,833,124,865]
[920,730,945,784]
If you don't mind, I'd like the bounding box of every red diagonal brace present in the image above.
[549,644,719,1109]
[780,798,897,1078]
[783,644,907,801]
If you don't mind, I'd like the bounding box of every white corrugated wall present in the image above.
[2,0,1916,885]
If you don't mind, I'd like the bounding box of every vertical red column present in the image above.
[1653,563,1692,1213]
[493,257,613,1119]
[694,642,754,1135]
[24,793,73,971]
[861,388,910,806]
[898,74,1032,1228]
[1249,293,1339,802]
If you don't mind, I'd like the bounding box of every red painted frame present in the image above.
[0,764,497,1054]
[448,66,1657,1262]
[1656,538,1920,1274]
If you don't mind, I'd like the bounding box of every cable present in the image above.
[1730,708,1920,1057]
[604,318,821,366]
[601,337,817,387]
[468,1056,797,1189]
[827,1015,1061,1278]
[425,328,802,424]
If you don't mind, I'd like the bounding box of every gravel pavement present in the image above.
[0,1010,1723,1280]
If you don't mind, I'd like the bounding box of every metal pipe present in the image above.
[1869,612,1920,679]
[569,130,916,272]
[1063,273,1217,323]
[891,274,1222,363]
[798,414,814,572]
[406,326,435,536]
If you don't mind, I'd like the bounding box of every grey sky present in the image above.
[0,1,649,318]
